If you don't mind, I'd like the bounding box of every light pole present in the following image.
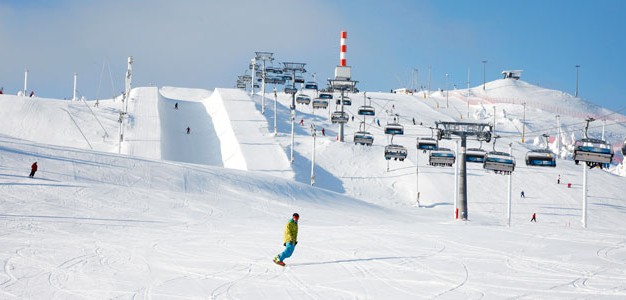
[255,52,274,114]
[310,124,317,186]
[282,62,307,164]
[575,65,580,97]
[273,86,278,135]
[521,102,526,143]
[445,73,449,108]
[482,60,487,90]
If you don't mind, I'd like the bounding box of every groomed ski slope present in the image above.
[0,77,625,298]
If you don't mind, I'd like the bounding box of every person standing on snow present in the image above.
[520,190,525,199]
[274,213,299,266]
[29,162,38,178]
[174,102,178,109]
[557,174,561,184]
[321,128,325,136]
[186,126,190,134]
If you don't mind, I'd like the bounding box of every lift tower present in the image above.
[435,121,492,220]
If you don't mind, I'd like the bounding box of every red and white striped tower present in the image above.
[340,31,347,66]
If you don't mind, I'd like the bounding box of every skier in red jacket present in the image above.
[29,162,38,178]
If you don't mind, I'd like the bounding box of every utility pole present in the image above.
[415,141,421,207]
[282,62,307,164]
[482,60,488,90]
[467,67,470,119]
[445,73,449,108]
[255,52,274,114]
[521,102,526,143]
[24,69,28,96]
[273,86,278,135]
[507,142,512,227]
[72,73,78,101]
[556,115,561,156]
[454,140,459,218]
[310,124,317,186]
[575,65,580,97]
[582,163,587,228]
[428,65,430,97]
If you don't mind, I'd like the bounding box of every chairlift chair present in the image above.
[358,105,375,116]
[353,131,374,146]
[525,149,556,167]
[384,144,408,161]
[236,82,246,89]
[296,94,311,105]
[573,138,614,169]
[319,93,333,100]
[466,148,487,163]
[417,137,438,151]
[331,111,349,124]
[384,123,404,135]
[483,151,516,175]
[284,86,297,95]
[312,99,328,109]
[429,148,455,167]
[304,81,318,90]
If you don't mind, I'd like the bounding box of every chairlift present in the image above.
[384,144,408,161]
[319,93,333,100]
[296,94,311,105]
[304,81,318,90]
[483,136,515,175]
[358,105,375,116]
[284,86,297,94]
[525,134,556,167]
[573,139,613,169]
[354,131,374,146]
[417,137,438,151]
[573,118,614,169]
[484,151,516,174]
[384,123,404,135]
[331,111,349,124]
[312,99,328,109]
[466,148,487,163]
[429,148,455,167]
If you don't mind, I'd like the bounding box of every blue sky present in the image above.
[1,0,625,111]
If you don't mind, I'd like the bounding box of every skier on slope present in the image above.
[274,213,299,266]
[29,162,38,178]
[186,127,190,134]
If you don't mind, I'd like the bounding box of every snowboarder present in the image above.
[557,174,561,184]
[29,162,38,178]
[299,119,304,126]
[530,213,537,222]
[321,128,325,136]
[274,213,299,266]
[174,102,178,109]
[29,91,34,97]
[186,127,190,134]
[520,190,525,199]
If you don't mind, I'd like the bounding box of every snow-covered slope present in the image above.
[0,77,625,298]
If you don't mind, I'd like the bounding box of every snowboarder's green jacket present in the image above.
[283,219,298,244]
